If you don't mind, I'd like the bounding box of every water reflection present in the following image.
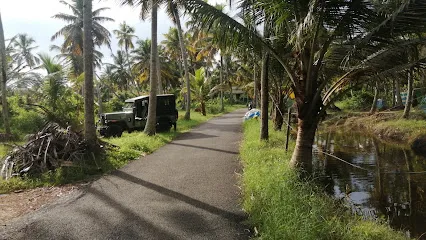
[314,131,426,238]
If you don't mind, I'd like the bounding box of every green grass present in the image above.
[0,145,10,159]
[0,107,244,194]
[0,142,24,161]
[240,120,408,240]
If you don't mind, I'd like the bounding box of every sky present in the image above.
[1,0,226,67]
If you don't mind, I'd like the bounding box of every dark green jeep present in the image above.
[98,94,178,137]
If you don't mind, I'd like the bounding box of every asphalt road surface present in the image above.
[1,109,250,240]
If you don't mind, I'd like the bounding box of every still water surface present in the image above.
[314,132,426,238]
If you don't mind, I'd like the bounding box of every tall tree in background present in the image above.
[52,0,113,76]
[113,22,136,55]
[144,0,158,135]
[132,39,151,84]
[83,0,97,142]
[169,1,191,120]
[106,50,132,91]
[11,34,40,69]
[113,22,136,88]
[38,53,65,112]
[0,12,10,135]
[369,80,379,114]
[403,67,414,118]
[162,28,182,72]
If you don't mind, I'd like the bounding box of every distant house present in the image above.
[229,86,248,103]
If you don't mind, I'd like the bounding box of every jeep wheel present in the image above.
[156,123,172,132]
[108,125,123,138]
[115,129,123,137]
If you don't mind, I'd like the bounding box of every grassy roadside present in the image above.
[0,106,244,194]
[0,145,9,159]
[322,111,426,146]
[240,120,408,240]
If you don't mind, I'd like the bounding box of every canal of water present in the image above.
[314,131,426,238]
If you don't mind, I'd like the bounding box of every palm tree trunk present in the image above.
[229,81,233,104]
[0,13,10,135]
[392,79,396,107]
[144,0,158,136]
[156,51,163,94]
[403,68,414,118]
[220,55,224,112]
[260,52,269,140]
[273,91,284,131]
[253,64,257,107]
[83,0,97,143]
[395,79,403,107]
[171,3,190,120]
[201,101,206,116]
[225,59,233,105]
[369,80,379,114]
[97,80,103,116]
[289,118,318,174]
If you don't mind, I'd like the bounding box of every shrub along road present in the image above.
[0,109,249,240]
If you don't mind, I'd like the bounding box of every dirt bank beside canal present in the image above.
[322,111,426,155]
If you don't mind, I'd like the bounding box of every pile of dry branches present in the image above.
[1,123,89,180]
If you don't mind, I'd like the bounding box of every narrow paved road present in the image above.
[1,109,249,240]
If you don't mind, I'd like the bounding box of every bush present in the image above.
[206,98,230,114]
[6,96,46,138]
[336,90,375,111]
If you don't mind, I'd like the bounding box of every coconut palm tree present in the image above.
[52,0,113,76]
[162,28,182,69]
[132,39,151,90]
[106,50,132,91]
[113,22,137,54]
[11,34,40,69]
[113,22,137,87]
[83,0,97,142]
[168,1,191,120]
[180,0,426,174]
[189,67,209,116]
[38,54,65,112]
[0,12,10,135]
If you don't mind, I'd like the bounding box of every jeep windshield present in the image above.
[123,102,134,111]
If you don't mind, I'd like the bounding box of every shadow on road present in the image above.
[111,170,246,223]
[174,132,218,140]
[201,122,242,133]
[88,187,177,239]
[168,142,239,155]
[166,209,214,235]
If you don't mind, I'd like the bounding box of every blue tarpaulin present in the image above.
[244,109,261,121]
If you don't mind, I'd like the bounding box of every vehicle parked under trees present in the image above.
[98,94,178,137]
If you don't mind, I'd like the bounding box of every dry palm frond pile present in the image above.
[1,123,91,180]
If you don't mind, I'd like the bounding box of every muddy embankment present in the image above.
[321,112,426,155]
